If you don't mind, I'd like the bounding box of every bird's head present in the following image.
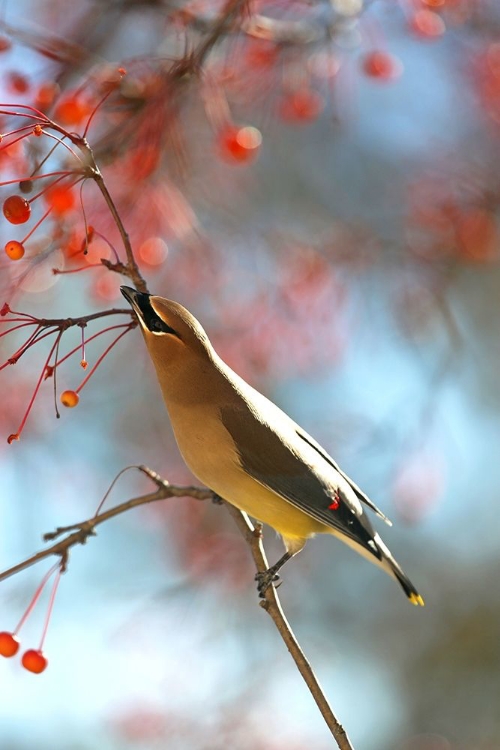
[120,287,212,369]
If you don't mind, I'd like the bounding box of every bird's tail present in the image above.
[373,533,425,606]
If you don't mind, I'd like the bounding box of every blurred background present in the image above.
[0,0,499,748]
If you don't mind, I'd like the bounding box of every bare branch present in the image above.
[0,472,212,584]
[226,505,356,750]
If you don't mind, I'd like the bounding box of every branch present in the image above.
[30,119,149,295]
[0,467,212,583]
[0,466,355,749]
[91,165,149,294]
[32,308,133,329]
[192,0,250,69]
[225,505,356,750]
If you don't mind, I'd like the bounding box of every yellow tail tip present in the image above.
[409,593,425,607]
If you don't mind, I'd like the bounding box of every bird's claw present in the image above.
[255,570,282,597]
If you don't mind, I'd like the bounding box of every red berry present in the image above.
[0,36,12,53]
[54,96,92,125]
[0,631,20,657]
[4,240,25,260]
[245,41,279,68]
[60,390,79,408]
[279,89,325,124]
[218,125,262,164]
[35,82,60,111]
[91,273,121,301]
[7,71,30,94]
[19,180,33,194]
[138,237,168,266]
[21,649,48,674]
[410,10,446,38]
[3,195,31,225]
[362,51,403,81]
[44,185,76,216]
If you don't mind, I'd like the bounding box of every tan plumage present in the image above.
[121,287,424,606]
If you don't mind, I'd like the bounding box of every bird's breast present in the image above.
[166,401,327,541]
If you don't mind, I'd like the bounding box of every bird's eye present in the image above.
[148,316,181,338]
[150,317,170,333]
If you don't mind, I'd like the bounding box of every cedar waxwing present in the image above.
[121,286,424,606]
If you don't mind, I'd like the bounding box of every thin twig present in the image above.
[192,0,250,69]
[225,504,355,750]
[0,308,134,329]
[0,473,212,583]
[91,168,148,293]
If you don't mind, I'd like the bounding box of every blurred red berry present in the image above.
[245,41,279,68]
[455,209,498,262]
[279,89,325,124]
[54,96,92,125]
[218,124,262,164]
[35,82,60,111]
[7,71,30,94]
[44,185,76,216]
[139,237,168,266]
[0,36,12,53]
[362,51,403,81]
[410,10,446,38]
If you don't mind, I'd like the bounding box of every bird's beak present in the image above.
[121,286,150,322]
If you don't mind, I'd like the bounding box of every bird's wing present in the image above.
[294,427,392,526]
[219,404,377,549]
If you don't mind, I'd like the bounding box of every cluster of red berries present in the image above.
[2,184,78,261]
[0,632,47,673]
[0,564,62,674]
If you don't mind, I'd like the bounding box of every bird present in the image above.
[121,286,424,606]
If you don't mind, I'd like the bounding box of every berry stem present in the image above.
[93,465,139,517]
[93,230,121,263]
[80,324,86,367]
[30,140,65,178]
[13,562,59,635]
[52,333,62,419]
[52,263,103,274]
[0,326,58,371]
[28,173,82,205]
[10,332,62,438]
[0,103,49,120]
[21,206,53,243]
[75,325,133,394]
[0,131,32,151]
[83,87,115,139]
[0,171,77,188]
[38,568,61,650]
[40,131,84,164]
[55,323,131,368]
[2,123,39,139]
[0,321,35,339]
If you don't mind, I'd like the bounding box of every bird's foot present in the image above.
[211,492,224,505]
[255,569,282,597]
